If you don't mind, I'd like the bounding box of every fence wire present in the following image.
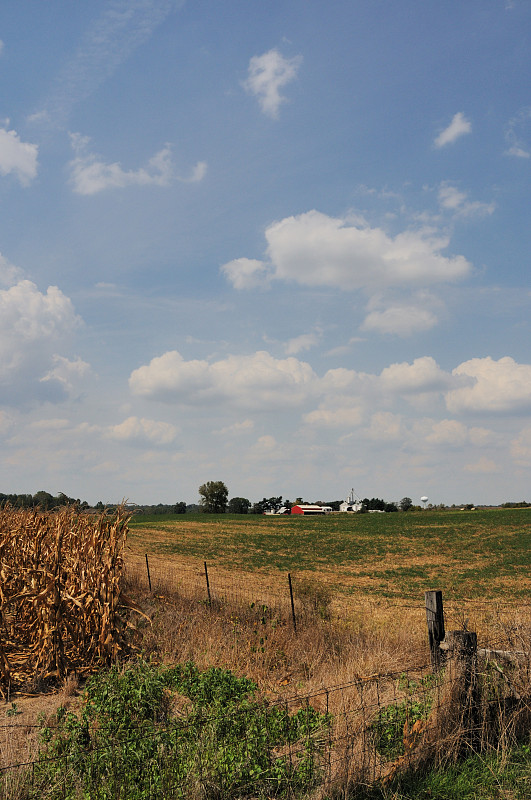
[2,652,529,799]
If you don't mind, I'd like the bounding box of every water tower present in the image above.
[420,496,428,509]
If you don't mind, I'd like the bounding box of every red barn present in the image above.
[290,504,332,515]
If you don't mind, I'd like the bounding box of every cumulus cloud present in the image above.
[223,210,471,294]
[69,134,206,194]
[220,258,270,290]
[0,277,83,403]
[107,416,179,446]
[361,305,438,336]
[284,333,319,355]
[40,355,92,400]
[0,253,24,287]
[303,405,364,428]
[129,350,317,409]
[243,48,302,118]
[434,112,471,147]
[438,182,495,217]
[425,419,469,446]
[365,411,405,441]
[446,356,531,414]
[0,127,38,185]
[214,419,255,436]
[379,356,453,394]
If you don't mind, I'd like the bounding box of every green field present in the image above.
[128,507,531,600]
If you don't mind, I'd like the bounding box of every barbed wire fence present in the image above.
[0,552,528,797]
[125,553,531,650]
[1,652,529,799]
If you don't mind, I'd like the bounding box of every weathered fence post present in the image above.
[447,630,477,689]
[425,589,445,670]
[204,561,212,606]
[288,573,297,633]
[145,553,152,592]
[446,629,479,740]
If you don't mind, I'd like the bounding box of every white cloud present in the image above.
[361,305,438,336]
[511,425,531,466]
[243,48,302,118]
[224,210,471,293]
[0,253,24,287]
[129,349,317,409]
[220,258,270,289]
[0,127,38,185]
[107,416,179,446]
[31,0,182,127]
[504,107,531,158]
[0,277,82,403]
[214,419,255,436]
[365,412,404,441]
[446,356,531,414]
[438,182,495,217]
[379,356,453,394]
[425,419,469,446]
[40,355,92,399]
[303,405,364,428]
[284,333,319,355]
[69,135,205,194]
[434,112,472,148]
[463,457,498,474]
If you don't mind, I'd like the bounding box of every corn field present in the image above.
[0,505,137,696]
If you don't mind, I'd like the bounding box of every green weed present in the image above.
[32,659,332,800]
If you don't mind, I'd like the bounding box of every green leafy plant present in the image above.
[370,673,437,760]
[33,660,332,800]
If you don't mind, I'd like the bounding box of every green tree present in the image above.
[198,481,228,513]
[228,497,250,514]
[399,496,413,512]
[32,490,55,510]
[173,502,187,514]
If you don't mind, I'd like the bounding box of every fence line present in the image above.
[1,649,529,797]
[125,554,531,651]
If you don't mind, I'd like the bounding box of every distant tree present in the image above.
[198,481,228,514]
[361,497,398,513]
[32,490,55,510]
[173,502,187,514]
[228,497,251,514]
[250,496,283,514]
[399,496,413,512]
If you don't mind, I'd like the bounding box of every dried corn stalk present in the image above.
[0,505,137,696]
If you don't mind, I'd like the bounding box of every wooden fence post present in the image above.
[204,561,212,606]
[288,573,297,633]
[425,589,445,670]
[445,630,479,738]
[145,553,152,592]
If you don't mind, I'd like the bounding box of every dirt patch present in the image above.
[0,679,82,770]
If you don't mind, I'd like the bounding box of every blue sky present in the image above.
[1,0,530,506]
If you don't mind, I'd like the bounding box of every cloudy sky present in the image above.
[1,0,530,506]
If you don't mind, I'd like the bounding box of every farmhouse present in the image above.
[291,504,332,515]
[340,488,362,513]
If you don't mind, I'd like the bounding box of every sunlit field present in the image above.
[128,507,531,602]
